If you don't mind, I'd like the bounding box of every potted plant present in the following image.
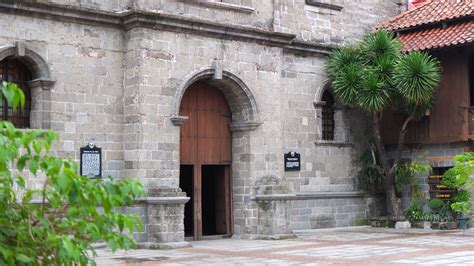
[451,190,471,229]
[442,152,473,229]
[426,199,456,230]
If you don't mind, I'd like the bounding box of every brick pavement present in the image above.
[94,226,474,265]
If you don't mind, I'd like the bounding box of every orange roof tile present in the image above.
[399,20,474,51]
[378,0,474,51]
[381,0,473,31]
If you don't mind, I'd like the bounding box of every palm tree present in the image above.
[326,29,441,218]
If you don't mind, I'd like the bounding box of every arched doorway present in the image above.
[179,81,232,240]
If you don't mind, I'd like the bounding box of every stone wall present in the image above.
[0,0,403,245]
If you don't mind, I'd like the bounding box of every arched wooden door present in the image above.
[179,81,232,240]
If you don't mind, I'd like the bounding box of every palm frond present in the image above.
[326,46,361,80]
[361,29,402,60]
[393,52,441,105]
[357,71,391,112]
[331,63,364,106]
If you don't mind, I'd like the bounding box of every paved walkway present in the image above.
[94,226,474,265]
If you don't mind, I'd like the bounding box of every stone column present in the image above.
[138,187,191,249]
[28,78,55,129]
[253,175,295,239]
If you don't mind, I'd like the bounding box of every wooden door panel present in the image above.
[220,115,232,163]
[179,81,232,239]
[199,138,221,164]
[180,81,232,165]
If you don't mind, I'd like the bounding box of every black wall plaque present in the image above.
[284,152,301,171]
[80,143,102,178]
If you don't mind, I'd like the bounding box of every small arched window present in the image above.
[0,58,31,128]
[321,90,335,140]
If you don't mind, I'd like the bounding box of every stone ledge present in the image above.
[138,241,191,250]
[135,196,190,205]
[123,11,296,47]
[314,140,353,147]
[28,78,56,90]
[295,191,365,199]
[251,194,297,201]
[228,121,261,132]
[284,39,335,56]
[0,1,122,28]
[253,191,365,201]
[196,0,254,13]
[305,0,344,11]
[170,115,189,126]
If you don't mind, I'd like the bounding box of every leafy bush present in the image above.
[453,190,469,204]
[404,200,425,222]
[428,199,446,210]
[394,159,429,196]
[0,82,145,265]
[442,152,474,216]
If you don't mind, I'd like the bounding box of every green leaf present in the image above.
[33,140,42,155]
[17,154,30,171]
[1,83,15,108]
[16,254,33,263]
[57,172,71,191]
[29,157,39,175]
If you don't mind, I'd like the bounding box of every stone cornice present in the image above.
[228,121,262,132]
[252,191,365,201]
[170,115,189,126]
[135,196,190,205]
[196,0,255,13]
[27,78,56,90]
[305,0,344,11]
[122,11,296,47]
[0,1,122,28]
[0,1,334,56]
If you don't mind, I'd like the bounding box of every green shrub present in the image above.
[404,200,425,221]
[428,199,446,210]
[0,82,145,265]
[453,190,469,204]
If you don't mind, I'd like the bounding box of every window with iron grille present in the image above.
[321,90,335,140]
[0,58,31,128]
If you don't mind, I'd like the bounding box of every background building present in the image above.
[0,0,403,247]
[380,0,474,209]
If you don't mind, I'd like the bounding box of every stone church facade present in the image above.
[0,0,403,248]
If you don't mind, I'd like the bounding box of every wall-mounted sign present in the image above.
[80,143,102,178]
[284,152,301,171]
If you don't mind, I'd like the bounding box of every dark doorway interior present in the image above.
[179,165,194,237]
[432,167,451,176]
[201,165,228,236]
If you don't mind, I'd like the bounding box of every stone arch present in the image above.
[314,80,351,144]
[0,42,55,129]
[314,80,339,106]
[0,43,52,80]
[171,67,261,131]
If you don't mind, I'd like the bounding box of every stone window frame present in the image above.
[321,90,335,141]
[194,0,255,13]
[314,82,352,147]
[0,42,55,130]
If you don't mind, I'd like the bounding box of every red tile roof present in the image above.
[379,0,474,51]
[399,20,474,51]
[381,0,473,31]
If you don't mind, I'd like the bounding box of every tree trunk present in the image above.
[371,113,402,218]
